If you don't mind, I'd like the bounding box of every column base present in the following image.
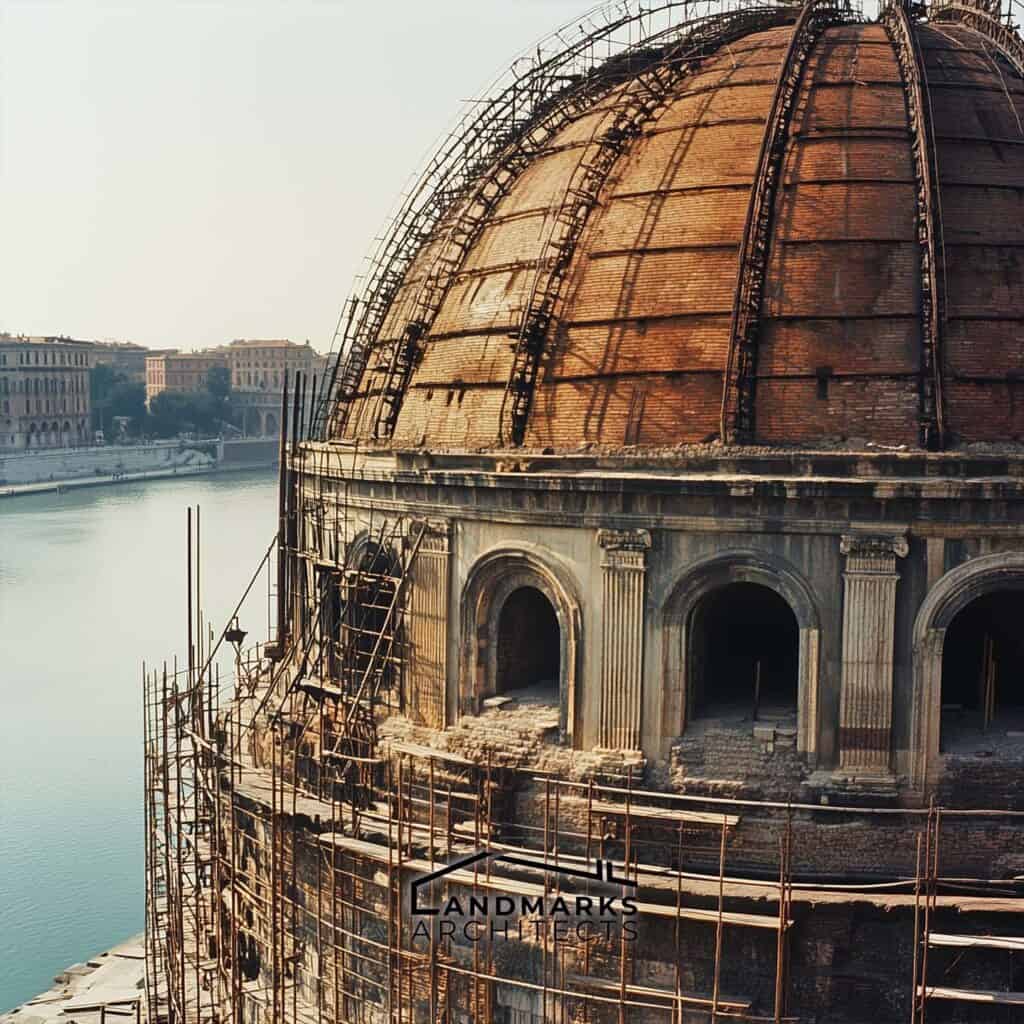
[807,769,902,807]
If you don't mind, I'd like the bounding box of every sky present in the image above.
[0,0,595,353]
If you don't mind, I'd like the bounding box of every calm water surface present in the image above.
[0,469,279,1011]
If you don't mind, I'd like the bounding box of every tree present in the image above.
[90,364,119,405]
[148,391,193,438]
[108,380,147,433]
[207,365,231,400]
[148,389,227,438]
[89,365,148,438]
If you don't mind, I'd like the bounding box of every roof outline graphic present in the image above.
[411,850,638,916]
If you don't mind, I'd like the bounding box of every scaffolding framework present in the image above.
[140,2,1024,1010]
[144,390,1024,1024]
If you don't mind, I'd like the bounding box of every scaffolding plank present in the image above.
[318,832,784,929]
[590,799,739,827]
[919,986,1024,1005]
[385,739,475,767]
[567,973,751,1011]
[928,933,1024,951]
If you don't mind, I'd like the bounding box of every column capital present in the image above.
[414,517,452,554]
[841,533,908,573]
[597,529,652,552]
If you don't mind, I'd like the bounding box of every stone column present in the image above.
[407,519,451,729]
[597,529,651,750]
[838,533,908,773]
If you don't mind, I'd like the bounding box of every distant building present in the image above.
[0,334,94,449]
[145,350,229,405]
[227,339,326,436]
[142,340,328,435]
[90,341,153,384]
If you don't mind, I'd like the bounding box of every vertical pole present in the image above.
[429,758,437,1024]
[910,832,923,1024]
[297,371,307,447]
[983,635,996,730]
[619,769,633,1024]
[276,375,290,649]
[160,664,171,1020]
[308,374,318,442]
[711,817,727,1023]
[926,808,941,1024]
[331,843,339,1024]
[542,777,551,1024]
[395,757,402,1024]
[196,504,201,708]
[174,660,187,1022]
[753,659,762,722]
[919,804,935,1024]
[774,809,792,1023]
[187,508,194,690]
[675,825,683,1024]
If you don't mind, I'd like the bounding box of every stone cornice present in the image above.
[292,446,1024,506]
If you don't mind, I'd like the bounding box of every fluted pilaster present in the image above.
[407,519,451,729]
[838,533,908,772]
[598,529,651,750]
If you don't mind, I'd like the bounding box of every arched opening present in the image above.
[264,411,279,436]
[317,565,343,680]
[243,407,261,437]
[342,543,398,696]
[690,582,798,724]
[939,589,1024,752]
[461,547,581,744]
[495,586,560,701]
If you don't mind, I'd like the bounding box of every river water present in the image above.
[0,468,279,1012]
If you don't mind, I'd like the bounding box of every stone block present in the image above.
[482,695,518,710]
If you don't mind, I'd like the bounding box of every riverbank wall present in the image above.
[0,437,280,498]
[0,440,217,487]
[221,436,278,468]
[0,935,144,1022]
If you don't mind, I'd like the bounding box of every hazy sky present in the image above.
[1,1,593,352]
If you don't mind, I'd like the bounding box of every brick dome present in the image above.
[331,7,1024,452]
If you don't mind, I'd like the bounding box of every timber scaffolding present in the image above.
[142,376,1024,1024]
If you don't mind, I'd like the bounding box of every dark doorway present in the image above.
[940,589,1024,751]
[496,586,560,700]
[343,544,397,693]
[317,566,342,679]
[691,582,798,721]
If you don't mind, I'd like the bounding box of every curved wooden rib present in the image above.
[498,6,796,447]
[323,3,687,441]
[367,85,609,441]
[719,0,849,445]
[931,0,1024,77]
[882,0,948,449]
